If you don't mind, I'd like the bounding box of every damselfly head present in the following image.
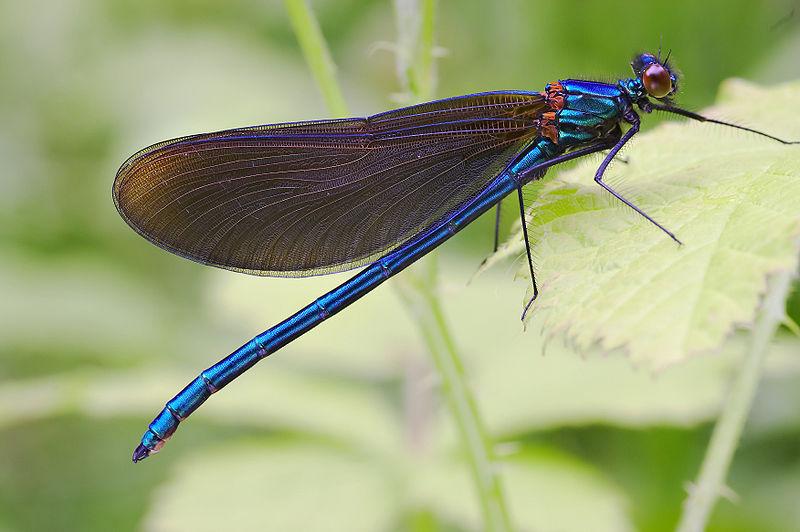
[631,52,679,100]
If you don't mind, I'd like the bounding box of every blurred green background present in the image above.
[1,1,800,531]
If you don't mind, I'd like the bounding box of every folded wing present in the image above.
[113,91,545,277]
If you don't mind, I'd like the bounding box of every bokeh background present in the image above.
[2,1,800,531]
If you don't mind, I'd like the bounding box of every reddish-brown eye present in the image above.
[642,63,672,98]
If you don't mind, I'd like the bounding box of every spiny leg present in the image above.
[517,185,539,320]
[477,203,504,271]
[594,120,682,245]
[509,140,618,318]
[492,203,502,253]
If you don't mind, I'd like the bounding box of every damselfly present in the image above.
[114,52,797,462]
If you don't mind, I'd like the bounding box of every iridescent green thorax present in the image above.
[544,79,630,147]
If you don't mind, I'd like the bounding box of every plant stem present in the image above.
[675,269,796,532]
[394,257,514,532]
[393,0,437,100]
[284,0,348,116]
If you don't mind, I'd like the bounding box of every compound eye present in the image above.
[642,63,672,98]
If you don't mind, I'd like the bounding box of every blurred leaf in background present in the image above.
[1,1,799,531]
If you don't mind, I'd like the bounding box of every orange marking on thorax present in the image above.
[545,81,565,111]
[539,111,558,144]
[536,81,564,144]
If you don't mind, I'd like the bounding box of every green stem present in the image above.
[412,0,436,99]
[675,269,796,532]
[392,0,437,102]
[284,0,348,116]
[394,257,514,532]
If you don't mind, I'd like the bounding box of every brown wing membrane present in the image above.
[113,91,545,277]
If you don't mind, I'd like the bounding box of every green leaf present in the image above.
[473,332,800,435]
[0,252,189,374]
[143,440,633,532]
[489,79,800,370]
[143,442,400,532]
[412,446,634,532]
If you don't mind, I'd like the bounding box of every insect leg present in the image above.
[517,185,539,320]
[492,203,502,253]
[593,119,682,244]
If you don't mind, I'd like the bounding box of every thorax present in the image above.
[539,79,631,148]
[507,79,633,180]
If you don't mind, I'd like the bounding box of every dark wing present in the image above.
[113,91,545,277]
